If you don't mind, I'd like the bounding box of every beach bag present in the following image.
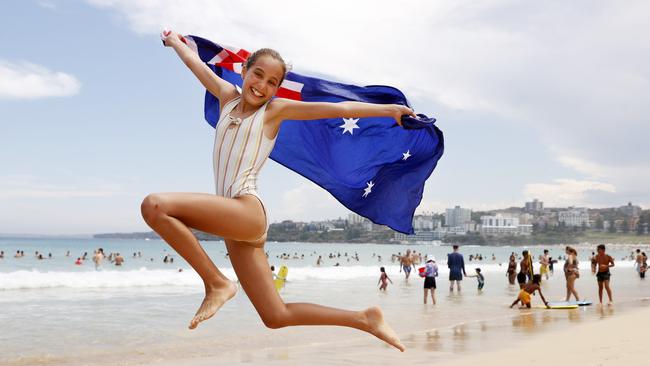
[418,267,426,277]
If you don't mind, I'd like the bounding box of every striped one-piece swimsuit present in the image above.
[213,96,276,226]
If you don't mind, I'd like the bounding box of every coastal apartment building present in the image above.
[558,208,590,227]
[525,199,544,213]
[480,214,532,236]
[445,206,472,228]
[619,202,642,217]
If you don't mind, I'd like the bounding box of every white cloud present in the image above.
[523,179,616,207]
[556,154,606,179]
[86,0,650,208]
[0,60,81,99]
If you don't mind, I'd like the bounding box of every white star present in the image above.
[339,118,360,135]
[402,150,411,160]
[362,181,374,198]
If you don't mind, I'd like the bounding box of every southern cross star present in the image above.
[339,118,360,135]
[362,181,374,198]
[402,150,412,160]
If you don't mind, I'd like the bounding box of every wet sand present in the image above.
[446,305,650,366]
[144,301,650,366]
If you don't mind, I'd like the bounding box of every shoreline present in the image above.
[139,300,650,366]
[6,236,650,246]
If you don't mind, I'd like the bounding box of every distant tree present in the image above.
[622,219,629,234]
[345,228,361,240]
[532,223,540,234]
[595,217,604,231]
[607,222,617,233]
[581,222,587,232]
[637,220,645,235]
[544,222,549,232]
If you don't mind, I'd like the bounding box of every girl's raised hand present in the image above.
[392,105,417,126]
[160,29,186,47]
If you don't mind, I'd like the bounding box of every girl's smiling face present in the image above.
[241,55,285,106]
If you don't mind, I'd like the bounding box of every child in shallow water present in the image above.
[510,274,549,309]
[467,268,485,291]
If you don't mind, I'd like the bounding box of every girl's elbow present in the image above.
[338,103,353,117]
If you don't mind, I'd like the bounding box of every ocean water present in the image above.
[1,238,649,366]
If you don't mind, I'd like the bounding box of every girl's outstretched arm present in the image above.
[269,98,416,127]
[162,30,238,103]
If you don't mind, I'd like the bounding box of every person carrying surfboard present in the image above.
[510,274,549,309]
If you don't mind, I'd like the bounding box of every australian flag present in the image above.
[184,35,444,234]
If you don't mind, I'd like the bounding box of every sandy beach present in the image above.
[143,305,650,366]
[446,305,650,366]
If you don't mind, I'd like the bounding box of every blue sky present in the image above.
[1,1,648,234]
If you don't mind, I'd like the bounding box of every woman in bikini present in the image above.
[142,30,415,351]
[564,246,580,301]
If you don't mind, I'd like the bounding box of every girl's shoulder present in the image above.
[262,97,289,124]
[219,94,241,114]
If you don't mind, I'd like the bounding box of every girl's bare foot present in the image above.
[363,306,405,352]
[189,280,238,329]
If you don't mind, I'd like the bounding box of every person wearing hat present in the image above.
[422,256,439,305]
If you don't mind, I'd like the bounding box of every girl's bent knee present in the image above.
[261,311,288,329]
[141,194,166,225]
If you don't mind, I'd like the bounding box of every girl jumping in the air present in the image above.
[142,30,415,351]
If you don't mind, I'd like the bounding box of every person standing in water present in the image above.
[141,30,415,351]
[594,244,614,305]
[564,246,580,301]
[467,268,484,291]
[422,257,438,304]
[639,252,648,278]
[378,267,393,291]
[93,248,105,271]
[590,251,597,274]
[539,250,550,280]
[399,249,415,279]
[447,245,466,292]
[113,253,125,266]
[517,250,533,289]
[507,253,517,285]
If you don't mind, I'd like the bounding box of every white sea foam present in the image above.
[0,267,204,290]
[0,261,637,290]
